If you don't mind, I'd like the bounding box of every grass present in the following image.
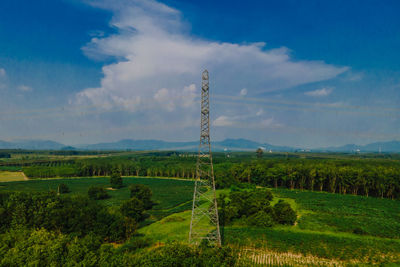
[3,176,400,264]
[0,171,26,182]
[271,188,400,239]
[138,187,400,264]
[0,177,194,210]
[225,227,400,263]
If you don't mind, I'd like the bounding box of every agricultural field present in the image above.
[139,187,400,265]
[0,171,26,182]
[0,177,194,221]
[2,151,400,265]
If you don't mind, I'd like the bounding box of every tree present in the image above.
[110,172,123,189]
[58,183,70,194]
[88,186,109,200]
[129,184,153,209]
[120,197,146,222]
[273,200,297,225]
[256,148,263,158]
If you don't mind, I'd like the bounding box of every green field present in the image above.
[0,177,194,219]
[272,188,400,239]
[2,176,400,265]
[138,186,400,265]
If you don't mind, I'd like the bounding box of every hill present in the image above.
[1,138,400,152]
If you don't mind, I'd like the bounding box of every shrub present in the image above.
[110,172,123,189]
[120,197,146,222]
[129,184,153,209]
[88,186,109,200]
[248,211,275,227]
[273,200,297,225]
[58,183,70,194]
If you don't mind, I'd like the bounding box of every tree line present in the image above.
[17,155,400,200]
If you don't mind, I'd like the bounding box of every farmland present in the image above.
[1,151,400,265]
[0,177,194,221]
[2,175,400,265]
[0,171,26,182]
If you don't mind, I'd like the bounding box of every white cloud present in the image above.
[213,116,235,126]
[213,112,282,129]
[17,85,33,92]
[0,68,5,77]
[73,0,347,134]
[256,109,264,116]
[304,87,333,97]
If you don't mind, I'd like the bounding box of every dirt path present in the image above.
[21,172,29,181]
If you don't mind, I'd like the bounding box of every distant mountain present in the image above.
[77,138,291,152]
[0,140,65,150]
[78,139,198,151]
[1,138,400,152]
[316,140,400,153]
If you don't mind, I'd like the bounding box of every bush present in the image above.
[88,186,109,200]
[353,227,367,235]
[0,152,11,158]
[130,243,237,266]
[129,184,153,209]
[58,183,70,194]
[248,211,275,227]
[273,200,297,225]
[120,197,146,222]
[110,172,123,189]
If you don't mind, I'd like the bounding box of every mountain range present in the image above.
[0,138,400,153]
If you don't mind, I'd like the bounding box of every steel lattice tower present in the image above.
[189,70,221,246]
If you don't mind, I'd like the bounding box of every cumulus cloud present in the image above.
[304,87,333,97]
[75,0,346,107]
[72,0,347,137]
[17,85,33,92]
[240,88,248,96]
[213,112,282,129]
[214,115,235,126]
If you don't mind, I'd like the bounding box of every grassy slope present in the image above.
[0,171,26,182]
[272,188,400,239]
[139,187,400,264]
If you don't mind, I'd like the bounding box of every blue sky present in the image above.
[0,0,399,147]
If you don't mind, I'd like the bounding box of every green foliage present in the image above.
[0,152,11,158]
[88,186,109,200]
[0,192,126,241]
[219,188,293,227]
[273,188,400,238]
[120,197,146,222]
[110,171,123,189]
[58,183,70,194]
[129,184,153,209]
[0,177,194,213]
[247,211,275,227]
[0,166,21,171]
[256,148,263,158]
[225,227,400,263]
[273,200,297,225]
[129,242,237,267]
[22,165,80,178]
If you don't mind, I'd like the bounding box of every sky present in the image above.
[0,0,399,148]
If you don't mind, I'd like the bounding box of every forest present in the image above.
[6,151,400,200]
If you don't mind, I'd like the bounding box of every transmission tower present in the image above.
[189,70,221,246]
